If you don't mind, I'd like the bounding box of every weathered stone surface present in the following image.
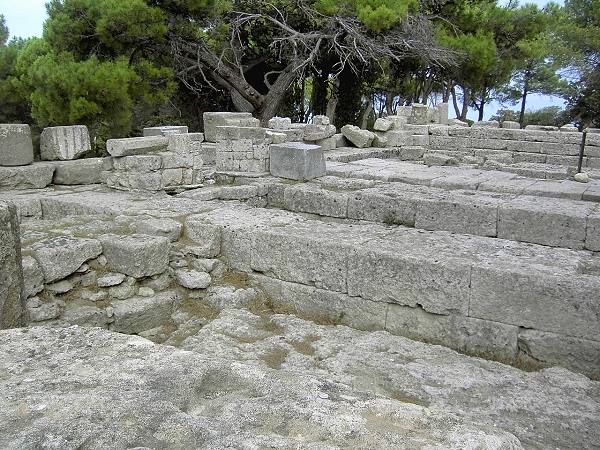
[0,124,34,166]
[586,208,600,251]
[3,325,569,449]
[175,269,211,289]
[132,217,182,242]
[111,290,178,334]
[502,121,520,129]
[184,218,221,257]
[374,118,393,131]
[26,297,60,322]
[341,125,375,148]
[472,120,500,128]
[99,234,169,278]
[106,136,168,157]
[40,126,91,161]
[302,124,336,141]
[143,125,188,137]
[203,111,257,142]
[409,103,429,125]
[0,163,55,189]
[52,158,107,185]
[283,183,348,218]
[31,236,102,283]
[21,255,43,298]
[574,172,590,183]
[270,142,326,181]
[267,116,292,129]
[97,272,126,287]
[0,202,23,329]
[448,119,469,127]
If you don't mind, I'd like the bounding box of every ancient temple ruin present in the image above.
[0,106,599,448]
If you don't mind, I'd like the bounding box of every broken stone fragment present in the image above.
[268,117,292,130]
[303,124,336,142]
[175,269,212,289]
[97,273,127,288]
[132,217,183,242]
[374,118,393,132]
[341,125,375,148]
[312,115,330,126]
[31,236,102,283]
[22,255,44,298]
[40,125,91,161]
[26,297,60,322]
[45,279,74,294]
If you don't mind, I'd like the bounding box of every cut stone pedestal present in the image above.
[270,142,325,181]
[203,112,259,142]
[0,201,24,329]
[0,124,34,166]
[40,125,91,161]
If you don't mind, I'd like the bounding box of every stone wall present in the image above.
[0,201,24,329]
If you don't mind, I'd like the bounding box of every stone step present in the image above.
[327,159,600,202]
[184,202,600,378]
[266,176,600,251]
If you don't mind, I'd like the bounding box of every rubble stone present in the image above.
[341,125,375,148]
[99,234,170,278]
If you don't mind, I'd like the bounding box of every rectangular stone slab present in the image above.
[270,142,326,181]
[106,136,168,157]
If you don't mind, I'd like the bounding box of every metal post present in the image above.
[577,130,587,174]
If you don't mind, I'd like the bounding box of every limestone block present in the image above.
[0,124,34,166]
[175,269,211,289]
[372,132,388,147]
[22,256,43,298]
[132,218,182,242]
[448,119,469,127]
[283,184,348,218]
[52,158,106,185]
[399,146,426,160]
[386,115,408,129]
[40,126,91,161]
[525,125,559,131]
[270,142,325,181]
[341,125,375,148]
[184,218,221,258]
[143,125,188,137]
[472,120,500,128]
[415,191,500,237]
[127,172,164,191]
[303,124,336,141]
[374,118,393,132]
[497,196,592,249]
[97,273,126,287]
[266,131,287,145]
[429,125,449,136]
[517,329,600,379]
[106,136,168,157]
[158,152,193,169]
[313,136,336,150]
[386,304,518,363]
[31,236,102,283]
[470,266,600,340]
[0,163,55,189]
[347,243,471,315]
[385,130,410,147]
[162,168,183,186]
[252,274,387,331]
[113,155,162,172]
[0,202,24,328]
[403,124,430,135]
[560,125,579,132]
[203,112,255,142]
[347,187,418,226]
[409,104,429,125]
[268,117,292,130]
[437,102,449,125]
[26,297,60,322]
[111,291,178,334]
[411,134,430,146]
[423,153,458,166]
[333,133,348,148]
[502,121,520,129]
[312,115,330,126]
[585,208,600,251]
[215,126,267,142]
[99,234,170,278]
[166,133,192,154]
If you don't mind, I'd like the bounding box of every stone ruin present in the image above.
[0,109,599,448]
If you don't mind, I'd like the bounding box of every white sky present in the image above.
[0,0,566,119]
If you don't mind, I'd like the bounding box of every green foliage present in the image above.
[315,0,418,31]
[0,15,8,46]
[491,106,569,127]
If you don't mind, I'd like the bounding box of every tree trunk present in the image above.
[386,92,394,115]
[460,87,470,121]
[326,77,339,122]
[451,87,461,118]
[361,95,374,129]
[478,98,485,121]
[519,74,530,129]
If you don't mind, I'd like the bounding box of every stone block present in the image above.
[175,269,211,289]
[497,196,592,249]
[127,172,164,191]
[22,256,44,298]
[347,244,471,315]
[411,134,430,146]
[132,218,182,242]
[270,142,325,181]
[99,234,170,278]
[312,115,330,126]
[111,291,178,334]
[386,304,518,363]
[437,103,449,125]
[341,125,375,148]
[283,184,348,218]
[184,218,221,258]
[0,124,34,166]
[106,136,168,157]
[203,112,255,142]
[52,158,106,185]
[113,155,163,172]
[252,274,387,331]
[585,208,600,251]
[472,120,499,128]
[385,130,410,147]
[448,119,469,127]
[415,191,500,237]
[409,104,429,125]
[0,202,24,328]
[347,186,419,226]
[40,126,91,161]
[166,133,192,155]
[268,117,292,130]
[470,266,600,340]
[517,329,600,379]
[215,126,266,142]
[303,124,336,141]
[143,126,188,137]
[313,136,336,150]
[31,236,102,283]
[0,163,55,189]
[374,118,393,131]
[502,121,520,129]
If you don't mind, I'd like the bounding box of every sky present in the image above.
[0,0,566,120]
